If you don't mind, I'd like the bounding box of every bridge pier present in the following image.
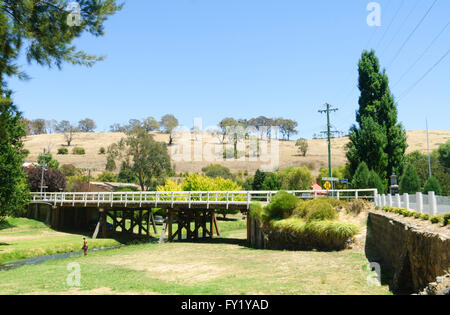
[167,209,220,242]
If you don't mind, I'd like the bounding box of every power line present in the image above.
[381,0,421,56]
[375,0,405,50]
[388,0,439,68]
[393,20,450,88]
[398,49,449,101]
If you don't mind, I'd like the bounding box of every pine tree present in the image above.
[252,169,266,191]
[399,164,421,194]
[0,2,122,218]
[423,176,442,195]
[347,50,407,184]
[368,170,386,194]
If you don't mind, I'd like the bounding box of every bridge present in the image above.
[28,189,378,242]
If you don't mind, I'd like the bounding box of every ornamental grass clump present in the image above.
[265,191,298,220]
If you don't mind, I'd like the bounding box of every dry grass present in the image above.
[23,130,450,177]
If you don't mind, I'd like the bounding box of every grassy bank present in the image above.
[0,216,247,266]
[0,228,391,295]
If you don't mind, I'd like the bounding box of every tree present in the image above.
[160,114,179,145]
[347,50,407,184]
[78,118,96,132]
[26,167,66,192]
[437,140,450,171]
[423,176,442,195]
[31,119,47,135]
[143,116,160,132]
[38,152,59,170]
[0,1,122,90]
[352,162,370,189]
[97,171,118,183]
[262,173,282,191]
[278,119,298,141]
[368,170,386,194]
[202,164,234,180]
[347,116,388,181]
[278,167,313,190]
[399,164,421,194]
[56,120,77,146]
[0,95,28,220]
[252,169,266,191]
[295,138,308,156]
[110,127,171,190]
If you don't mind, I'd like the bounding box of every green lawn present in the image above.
[0,216,391,295]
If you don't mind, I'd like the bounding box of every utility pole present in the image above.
[39,148,49,195]
[318,103,340,178]
[426,119,432,178]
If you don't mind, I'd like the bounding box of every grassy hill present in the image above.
[23,130,450,177]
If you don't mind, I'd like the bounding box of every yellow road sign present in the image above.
[324,181,331,190]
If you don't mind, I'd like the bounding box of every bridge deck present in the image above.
[29,189,378,210]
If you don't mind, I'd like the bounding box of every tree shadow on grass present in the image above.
[0,220,16,231]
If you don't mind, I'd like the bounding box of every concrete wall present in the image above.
[367,211,450,294]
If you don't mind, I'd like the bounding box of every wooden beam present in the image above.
[150,210,157,234]
[213,212,221,237]
[168,210,173,241]
[159,216,168,243]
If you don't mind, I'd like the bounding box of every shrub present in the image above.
[271,218,360,250]
[443,214,450,226]
[306,203,336,222]
[430,216,441,224]
[265,191,298,220]
[413,212,421,219]
[60,164,77,177]
[22,149,30,157]
[72,147,85,155]
[347,199,369,214]
[57,147,69,155]
[97,171,118,182]
[216,208,240,219]
[420,214,430,221]
[249,202,265,221]
[99,147,106,155]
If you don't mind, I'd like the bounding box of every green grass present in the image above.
[0,216,247,266]
[0,228,391,295]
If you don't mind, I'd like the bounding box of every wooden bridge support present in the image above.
[167,209,220,242]
[105,209,157,238]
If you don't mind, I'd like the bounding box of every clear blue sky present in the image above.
[8,0,450,138]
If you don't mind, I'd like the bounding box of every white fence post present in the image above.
[388,194,392,207]
[404,193,409,210]
[416,192,423,214]
[382,194,387,207]
[428,191,437,216]
[396,194,401,208]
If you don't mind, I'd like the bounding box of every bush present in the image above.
[249,202,265,221]
[57,147,69,155]
[270,218,360,250]
[72,147,85,155]
[306,202,336,222]
[420,214,430,221]
[347,199,369,214]
[60,164,77,177]
[97,171,118,182]
[265,191,298,220]
[443,214,450,226]
[99,147,106,155]
[430,216,441,224]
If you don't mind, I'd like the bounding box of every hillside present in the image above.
[23,130,450,177]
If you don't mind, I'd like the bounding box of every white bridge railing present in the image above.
[29,189,378,210]
[376,192,450,215]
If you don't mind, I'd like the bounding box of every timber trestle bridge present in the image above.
[28,189,378,242]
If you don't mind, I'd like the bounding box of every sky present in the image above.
[8,0,450,138]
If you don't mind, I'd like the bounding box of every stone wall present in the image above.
[367,211,450,294]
